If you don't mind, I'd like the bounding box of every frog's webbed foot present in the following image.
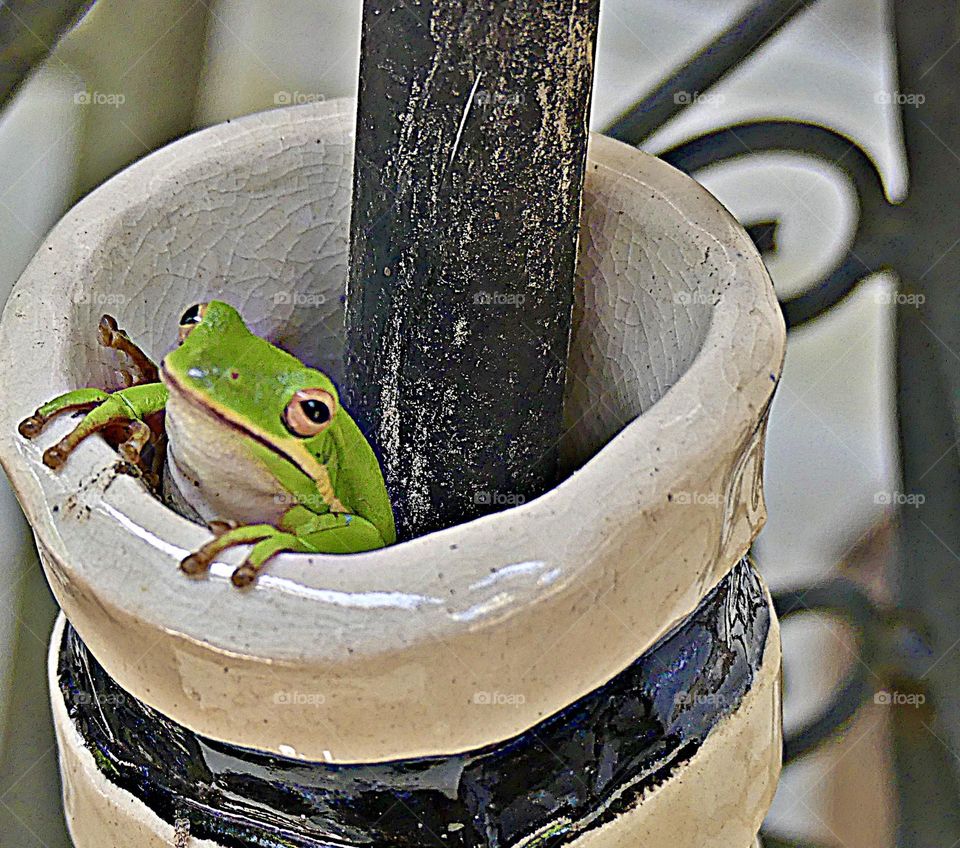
[117,419,152,465]
[99,315,159,387]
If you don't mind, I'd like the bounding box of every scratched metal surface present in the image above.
[345,0,601,540]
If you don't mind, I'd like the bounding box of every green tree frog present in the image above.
[18,301,396,587]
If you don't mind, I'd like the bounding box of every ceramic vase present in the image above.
[0,99,785,848]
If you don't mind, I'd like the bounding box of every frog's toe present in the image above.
[18,415,45,439]
[208,519,240,537]
[97,315,120,347]
[180,552,212,577]
[118,420,151,465]
[42,443,71,469]
[231,563,258,588]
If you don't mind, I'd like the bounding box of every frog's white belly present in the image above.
[164,390,290,526]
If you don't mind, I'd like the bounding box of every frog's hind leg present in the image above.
[99,315,159,387]
[18,388,111,439]
[20,318,157,437]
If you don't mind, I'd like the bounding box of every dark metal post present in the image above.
[345,1,600,539]
[0,0,95,107]
[605,0,813,145]
[891,1,960,844]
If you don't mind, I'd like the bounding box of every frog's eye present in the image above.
[283,388,337,437]
[178,303,208,343]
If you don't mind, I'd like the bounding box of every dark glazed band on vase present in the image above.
[58,557,770,848]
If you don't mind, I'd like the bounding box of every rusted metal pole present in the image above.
[345,0,600,540]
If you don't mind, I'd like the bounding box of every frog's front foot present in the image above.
[229,532,306,588]
[40,398,155,471]
[18,388,111,442]
[179,513,385,589]
[179,524,305,587]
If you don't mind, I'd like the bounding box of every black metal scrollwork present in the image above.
[658,121,892,328]
[604,1,960,845]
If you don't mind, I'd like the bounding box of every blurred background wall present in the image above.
[0,1,901,845]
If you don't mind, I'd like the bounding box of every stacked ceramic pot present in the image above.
[0,100,785,848]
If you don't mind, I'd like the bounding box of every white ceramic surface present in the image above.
[49,610,782,848]
[0,99,784,762]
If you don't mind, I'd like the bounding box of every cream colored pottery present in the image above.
[0,99,785,763]
[49,612,782,848]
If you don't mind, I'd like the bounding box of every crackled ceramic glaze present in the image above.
[0,100,784,764]
[50,560,781,848]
